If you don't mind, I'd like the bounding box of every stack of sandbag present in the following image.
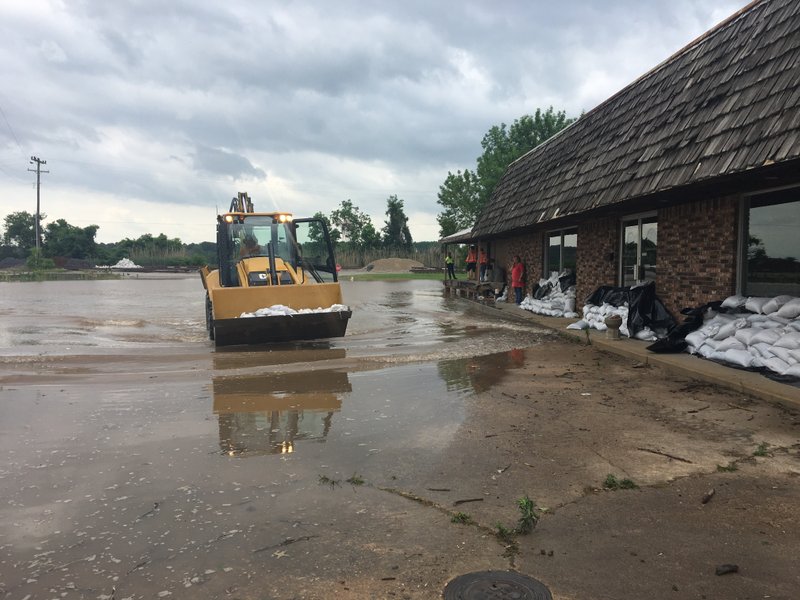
[519,270,578,318]
[240,304,349,318]
[684,295,800,376]
[569,303,635,338]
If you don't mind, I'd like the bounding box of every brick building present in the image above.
[465,0,800,317]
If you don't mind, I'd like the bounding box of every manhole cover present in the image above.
[443,570,553,599]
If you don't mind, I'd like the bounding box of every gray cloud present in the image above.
[0,0,747,242]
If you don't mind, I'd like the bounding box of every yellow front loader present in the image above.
[200,193,351,346]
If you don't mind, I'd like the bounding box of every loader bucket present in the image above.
[213,310,351,346]
[207,282,351,346]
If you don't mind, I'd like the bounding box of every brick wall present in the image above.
[495,232,544,302]
[576,216,619,303]
[658,196,738,316]
[488,196,739,314]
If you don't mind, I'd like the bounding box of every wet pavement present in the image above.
[1,275,799,599]
[0,276,550,599]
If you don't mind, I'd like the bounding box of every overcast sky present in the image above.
[0,0,747,245]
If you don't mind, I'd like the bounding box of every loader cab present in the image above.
[216,213,338,288]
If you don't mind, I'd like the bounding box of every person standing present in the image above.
[465,246,477,280]
[445,253,456,279]
[511,255,525,305]
[479,247,489,282]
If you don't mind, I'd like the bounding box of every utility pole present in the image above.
[28,156,49,252]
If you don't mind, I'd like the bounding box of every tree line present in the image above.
[2,106,576,270]
[1,211,213,268]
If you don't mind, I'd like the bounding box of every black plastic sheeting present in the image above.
[585,281,675,337]
[646,301,721,354]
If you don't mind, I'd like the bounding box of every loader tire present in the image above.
[205,293,215,341]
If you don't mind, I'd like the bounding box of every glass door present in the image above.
[621,215,657,287]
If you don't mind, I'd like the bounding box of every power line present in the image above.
[0,100,25,158]
[27,156,49,252]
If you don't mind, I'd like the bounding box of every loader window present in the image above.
[294,219,337,283]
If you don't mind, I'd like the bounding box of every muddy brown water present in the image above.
[0,275,552,599]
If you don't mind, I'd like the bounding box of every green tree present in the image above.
[43,219,99,259]
[381,195,412,250]
[3,211,43,251]
[309,211,341,245]
[476,107,574,207]
[26,248,55,271]
[436,169,482,237]
[330,200,376,247]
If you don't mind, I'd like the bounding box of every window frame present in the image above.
[544,228,578,277]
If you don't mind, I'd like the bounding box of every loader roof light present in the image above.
[278,214,293,223]
[224,215,234,223]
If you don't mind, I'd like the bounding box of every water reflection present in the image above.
[437,348,526,393]
[212,341,346,369]
[213,370,351,456]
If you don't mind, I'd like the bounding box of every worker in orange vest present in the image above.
[479,247,489,281]
[465,246,477,280]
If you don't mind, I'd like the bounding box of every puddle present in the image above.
[213,369,351,456]
[0,278,556,598]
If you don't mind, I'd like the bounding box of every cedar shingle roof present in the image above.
[474,0,800,237]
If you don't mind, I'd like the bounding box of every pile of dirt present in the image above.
[363,258,424,273]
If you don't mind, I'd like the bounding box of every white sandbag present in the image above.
[702,338,721,350]
[710,351,729,362]
[747,313,769,324]
[724,348,754,368]
[564,298,576,313]
[783,364,800,377]
[762,295,794,315]
[789,348,800,362]
[788,321,800,332]
[763,357,790,374]
[700,323,721,338]
[685,330,707,348]
[721,295,747,309]
[750,329,782,345]
[752,342,775,359]
[634,328,657,341]
[716,337,746,352]
[564,312,579,319]
[696,344,716,358]
[745,297,771,314]
[775,298,800,319]
[774,332,800,350]
[767,314,790,325]
[594,322,608,331]
[751,355,765,368]
[713,319,746,341]
[770,346,797,364]
[734,328,759,345]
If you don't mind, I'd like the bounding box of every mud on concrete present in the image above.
[1,341,799,599]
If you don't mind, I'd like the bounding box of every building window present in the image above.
[745,188,800,296]
[546,229,577,275]
[620,214,657,287]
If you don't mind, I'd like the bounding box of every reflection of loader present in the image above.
[200,192,351,346]
[213,370,351,456]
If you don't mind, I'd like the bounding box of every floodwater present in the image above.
[0,275,552,599]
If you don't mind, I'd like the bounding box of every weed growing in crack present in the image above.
[451,512,473,525]
[753,442,769,457]
[516,495,539,534]
[716,462,738,472]
[318,475,341,488]
[603,474,638,490]
[495,523,515,543]
[346,474,365,486]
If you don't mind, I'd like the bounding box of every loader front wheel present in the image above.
[205,294,215,341]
